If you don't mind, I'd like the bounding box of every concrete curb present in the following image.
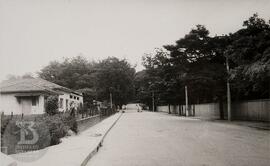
[80,113,123,166]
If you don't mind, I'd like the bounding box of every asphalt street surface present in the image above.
[87,109,270,166]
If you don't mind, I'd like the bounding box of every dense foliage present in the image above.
[1,113,77,154]
[38,14,269,109]
[227,14,270,100]
[135,14,270,108]
[45,96,59,115]
[39,57,135,108]
[94,57,136,107]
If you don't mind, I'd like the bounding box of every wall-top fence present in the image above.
[156,99,270,122]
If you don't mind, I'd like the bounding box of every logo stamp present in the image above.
[2,119,50,162]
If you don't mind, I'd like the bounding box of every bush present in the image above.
[77,103,90,118]
[61,113,78,134]
[43,114,78,145]
[45,96,59,115]
[77,104,86,114]
[44,115,67,145]
[1,113,78,154]
[1,118,51,154]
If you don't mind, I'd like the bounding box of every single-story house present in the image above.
[0,78,83,115]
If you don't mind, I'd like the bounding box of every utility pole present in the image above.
[226,57,232,121]
[152,91,155,112]
[185,85,189,116]
[110,92,113,109]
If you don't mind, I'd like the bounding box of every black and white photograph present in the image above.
[0,0,270,166]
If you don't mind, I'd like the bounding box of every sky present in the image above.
[0,0,270,81]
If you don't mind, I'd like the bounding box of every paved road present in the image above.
[87,111,270,166]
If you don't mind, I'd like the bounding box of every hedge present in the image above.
[1,113,77,154]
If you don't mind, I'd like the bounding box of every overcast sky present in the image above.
[0,0,270,81]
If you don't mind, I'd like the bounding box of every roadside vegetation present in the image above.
[1,113,77,154]
[1,96,116,155]
[7,14,268,112]
[39,57,135,109]
[134,13,270,109]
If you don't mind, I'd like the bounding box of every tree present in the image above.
[141,48,176,107]
[76,88,97,105]
[39,56,98,103]
[39,56,96,90]
[134,70,152,106]
[164,25,227,104]
[94,57,136,108]
[39,56,136,107]
[138,13,269,118]
[227,13,270,100]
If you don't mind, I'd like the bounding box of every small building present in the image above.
[0,78,83,115]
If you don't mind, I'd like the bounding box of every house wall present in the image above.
[58,92,83,112]
[0,92,83,115]
[70,93,83,108]
[58,93,70,112]
[0,93,21,115]
[32,95,45,114]
[0,93,45,115]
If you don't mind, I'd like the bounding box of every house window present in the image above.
[77,97,79,100]
[32,97,38,106]
[59,98,63,109]
[70,95,72,99]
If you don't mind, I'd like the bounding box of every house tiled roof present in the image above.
[0,78,79,95]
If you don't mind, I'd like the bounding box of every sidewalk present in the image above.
[221,120,270,130]
[158,112,270,130]
[1,113,122,166]
[190,116,270,130]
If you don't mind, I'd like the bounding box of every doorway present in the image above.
[21,98,32,115]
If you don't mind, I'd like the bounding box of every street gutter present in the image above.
[80,112,123,166]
